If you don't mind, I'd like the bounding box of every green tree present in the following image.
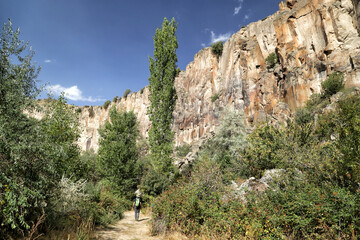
[0,21,85,237]
[98,107,140,197]
[0,20,52,236]
[41,94,81,178]
[148,17,178,173]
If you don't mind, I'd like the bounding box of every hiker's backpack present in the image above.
[135,198,140,207]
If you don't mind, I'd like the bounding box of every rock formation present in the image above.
[77,0,360,152]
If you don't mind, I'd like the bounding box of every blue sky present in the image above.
[1,0,280,106]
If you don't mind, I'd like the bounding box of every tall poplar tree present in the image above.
[148,17,178,173]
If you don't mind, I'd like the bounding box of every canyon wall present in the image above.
[78,0,360,151]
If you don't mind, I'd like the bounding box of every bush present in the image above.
[211,93,219,102]
[141,167,171,197]
[294,107,314,126]
[88,106,95,118]
[112,96,118,102]
[200,109,247,178]
[152,157,226,237]
[102,100,111,109]
[75,108,82,114]
[175,144,192,158]
[123,89,131,98]
[305,93,327,111]
[211,41,223,58]
[152,92,360,239]
[265,52,277,68]
[321,72,344,98]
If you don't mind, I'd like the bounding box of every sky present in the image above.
[1,0,280,106]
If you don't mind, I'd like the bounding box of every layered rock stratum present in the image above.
[77,0,360,152]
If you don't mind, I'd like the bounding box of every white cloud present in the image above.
[210,31,232,44]
[244,14,249,20]
[47,84,105,102]
[233,0,244,15]
[201,43,206,48]
[44,59,52,63]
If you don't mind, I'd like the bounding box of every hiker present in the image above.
[133,195,142,221]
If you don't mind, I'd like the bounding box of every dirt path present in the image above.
[94,210,161,240]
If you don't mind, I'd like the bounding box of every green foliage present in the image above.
[211,41,223,58]
[321,72,344,98]
[102,100,111,109]
[88,106,95,118]
[210,93,219,102]
[46,180,129,238]
[123,89,131,98]
[0,20,47,237]
[200,109,247,177]
[41,94,81,178]
[176,67,181,77]
[152,157,226,236]
[294,107,314,126]
[148,17,178,175]
[75,107,82,114]
[78,149,100,182]
[265,52,277,68]
[175,144,192,158]
[82,181,129,226]
[112,96,118,102]
[98,107,140,198]
[0,20,82,238]
[305,93,328,111]
[141,167,171,197]
[0,20,41,118]
[153,90,360,238]
[326,95,360,190]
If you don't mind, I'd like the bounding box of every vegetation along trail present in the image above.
[94,211,160,240]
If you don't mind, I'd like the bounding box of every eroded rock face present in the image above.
[77,88,150,152]
[79,0,360,151]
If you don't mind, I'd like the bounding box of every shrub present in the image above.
[112,96,118,102]
[211,93,219,102]
[102,100,111,110]
[294,107,314,126]
[52,176,88,214]
[75,108,82,114]
[141,167,171,197]
[211,41,223,58]
[305,93,327,111]
[265,52,277,68]
[175,144,192,158]
[88,106,95,118]
[123,89,132,98]
[176,67,181,77]
[152,157,225,237]
[321,72,344,98]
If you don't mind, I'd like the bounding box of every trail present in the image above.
[94,210,161,240]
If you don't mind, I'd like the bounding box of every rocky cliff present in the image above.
[78,0,360,151]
